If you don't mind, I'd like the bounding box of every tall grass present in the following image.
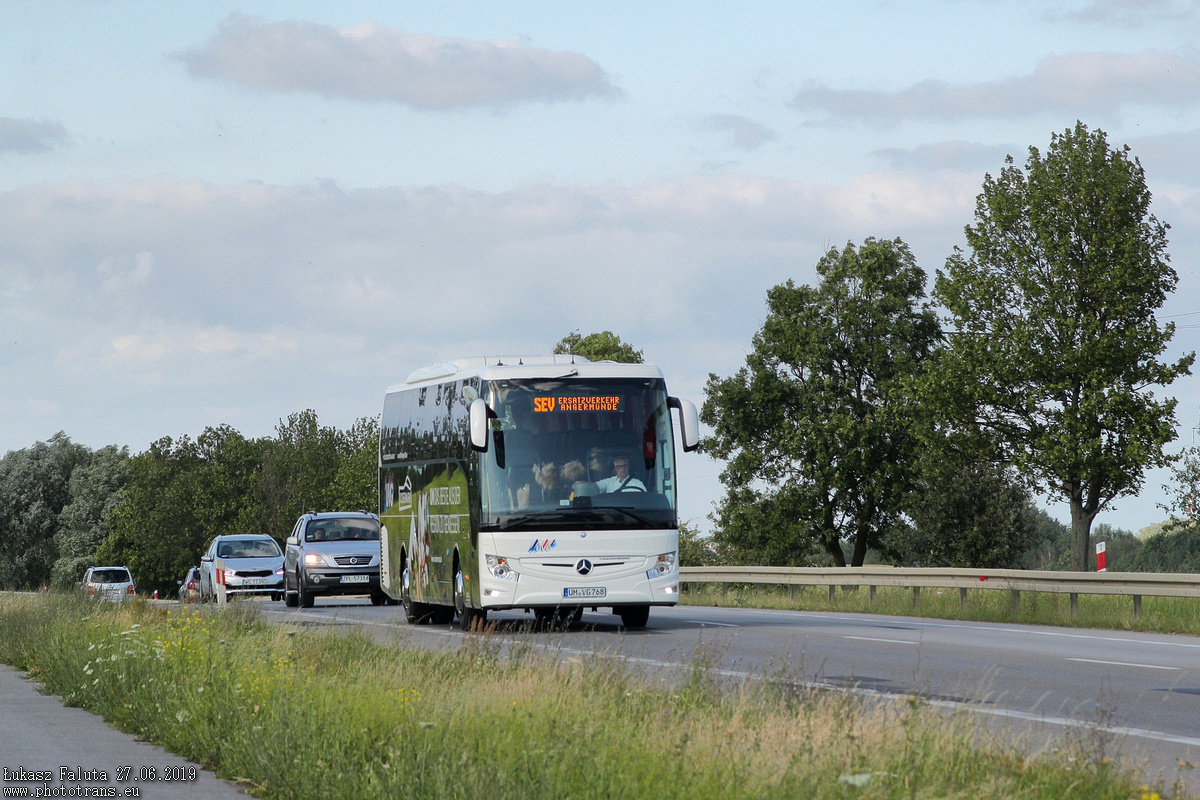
[0,593,1184,799]
[681,583,1200,636]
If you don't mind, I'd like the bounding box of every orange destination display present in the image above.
[533,395,622,412]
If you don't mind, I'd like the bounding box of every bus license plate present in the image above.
[340,575,369,584]
[564,587,605,599]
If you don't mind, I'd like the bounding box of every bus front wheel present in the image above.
[454,566,486,632]
[617,605,650,629]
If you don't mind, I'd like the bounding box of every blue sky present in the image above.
[4,0,1200,535]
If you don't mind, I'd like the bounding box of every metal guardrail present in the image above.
[677,565,1200,615]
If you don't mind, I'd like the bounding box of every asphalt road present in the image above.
[264,598,1200,790]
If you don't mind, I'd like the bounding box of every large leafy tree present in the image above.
[553,330,644,363]
[1160,445,1200,529]
[702,238,940,566]
[890,452,1040,568]
[51,444,131,587]
[933,122,1193,571]
[0,433,92,589]
[100,426,263,596]
[256,410,378,534]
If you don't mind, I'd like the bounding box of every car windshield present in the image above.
[217,539,282,558]
[304,519,380,542]
[91,569,131,583]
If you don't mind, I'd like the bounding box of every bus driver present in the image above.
[595,455,646,493]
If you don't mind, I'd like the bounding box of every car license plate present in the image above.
[564,587,605,599]
[340,575,369,584]
[242,577,268,586]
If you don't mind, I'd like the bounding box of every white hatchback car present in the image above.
[80,566,136,602]
[199,534,285,601]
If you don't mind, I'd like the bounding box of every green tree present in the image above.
[703,238,940,566]
[256,410,361,534]
[933,122,1193,571]
[891,453,1040,568]
[0,433,92,589]
[1160,445,1200,529]
[100,426,263,596]
[678,520,722,567]
[328,416,381,512]
[1129,527,1200,573]
[553,330,644,363]
[51,444,131,587]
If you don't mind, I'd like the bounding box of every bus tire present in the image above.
[401,564,432,623]
[556,606,582,627]
[617,605,650,628]
[454,566,486,632]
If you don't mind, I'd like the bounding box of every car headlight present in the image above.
[647,551,676,580]
[486,555,519,581]
[274,566,285,577]
[303,553,328,566]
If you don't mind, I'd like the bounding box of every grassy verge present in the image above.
[0,593,1185,799]
[680,583,1200,636]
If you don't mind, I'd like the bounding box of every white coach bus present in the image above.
[378,355,700,630]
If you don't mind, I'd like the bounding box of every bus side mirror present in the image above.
[469,398,490,452]
[669,397,701,453]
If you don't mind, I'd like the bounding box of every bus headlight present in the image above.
[486,555,519,581]
[647,551,676,580]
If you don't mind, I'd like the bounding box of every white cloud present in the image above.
[1046,0,1198,27]
[107,334,171,365]
[872,141,1018,172]
[793,49,1200,122]
[703,114,778,152]
[97,251,155,294]
[177,13,622,109]
[0,171,977,451]
[0,117,69,154]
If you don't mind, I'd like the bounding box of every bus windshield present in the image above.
[479,378,678,531]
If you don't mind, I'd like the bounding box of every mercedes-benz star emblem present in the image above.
[576,559,593,576]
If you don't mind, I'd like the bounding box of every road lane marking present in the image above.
[683,619,739,627]
[1066,658,1180,671]
[843,636,918,644]
[554,649,1200,750]
[776,610,1200,650]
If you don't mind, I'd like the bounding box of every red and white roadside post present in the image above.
[1095,541,1107,572]
[215,558,228,605]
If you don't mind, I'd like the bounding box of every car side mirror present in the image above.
[287,536,299,546]
[201,555,213,563]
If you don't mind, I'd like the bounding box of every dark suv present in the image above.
[283,511,386,608]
